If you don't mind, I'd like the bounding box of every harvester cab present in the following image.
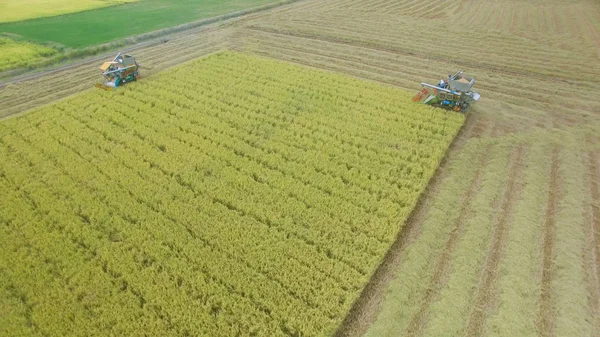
[95,53,140,90]
[412,71,480,113]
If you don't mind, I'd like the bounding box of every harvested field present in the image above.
[1,0,599,336]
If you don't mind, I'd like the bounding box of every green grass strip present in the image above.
[0,0,281,48]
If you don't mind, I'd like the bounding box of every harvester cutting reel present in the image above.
[95,53,140,91]
[412,71,480,113]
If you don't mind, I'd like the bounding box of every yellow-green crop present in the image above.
[0,38,56,72]
[0,51,464,336]
[0,0,139,23]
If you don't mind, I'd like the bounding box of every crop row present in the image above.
[0,51,463,336]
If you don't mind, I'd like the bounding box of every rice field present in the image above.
[1,0,599,336]
[0,0,282,74]
[0,0,281,48]
[0,51,463,336]
[0,0,138,23]
[0,37,56,72]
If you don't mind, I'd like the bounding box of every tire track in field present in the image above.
[538,148,560,337]
[589,150,600,286]
[403,143,493,337]
[586,149,600,331]
[464,146,526,337]
[577,6,600,52]
[333,112,490,337]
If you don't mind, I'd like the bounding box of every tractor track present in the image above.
[396,123,499,337]
[238,25,596,93]
[586,149,600,333]
[589,150,600,288]
[538,148,560,337]
[401,144,492,337]
[333,111,485,337]
[464,146,526,337]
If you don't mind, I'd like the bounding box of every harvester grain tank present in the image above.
[95,53,140,90]
[412,71,480,112]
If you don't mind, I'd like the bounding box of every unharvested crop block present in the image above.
[0,51,463,336]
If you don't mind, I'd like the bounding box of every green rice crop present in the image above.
[0,0,281,48]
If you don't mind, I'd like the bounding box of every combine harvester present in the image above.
[95,53,140,90]
[413,71,480,112]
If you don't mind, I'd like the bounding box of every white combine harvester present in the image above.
[413,71,480,113]
[95,53,140,90]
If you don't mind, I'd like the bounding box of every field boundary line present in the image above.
[333,112,481,337]
[464,145,526,336]
[538,147,560,337]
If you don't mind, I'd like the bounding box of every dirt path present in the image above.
[538,148,560,337]
[464,146,526,337]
